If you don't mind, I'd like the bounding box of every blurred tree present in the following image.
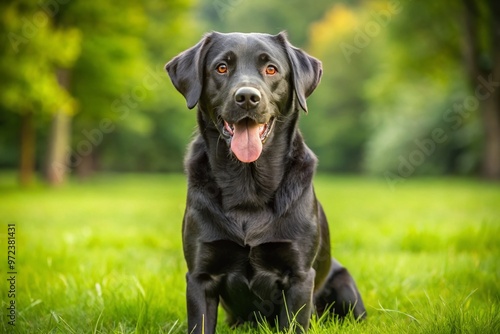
[305,4,375,172]
[3,0,494,180]
[197,0,339,46]
[64,0,204,175]
[0,0,202,183]
[45,68,73,185]
[362,0,486,181]
[53,0,150,178]
[95,0,201,173]
[462,0,500,179]
[0,0,80,186]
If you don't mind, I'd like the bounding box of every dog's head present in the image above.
[166,32,322,163]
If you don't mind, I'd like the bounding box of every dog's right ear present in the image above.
[276,32,322,113]
[165,33,213,109]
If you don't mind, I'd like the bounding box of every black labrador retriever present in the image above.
[166,32,366,333]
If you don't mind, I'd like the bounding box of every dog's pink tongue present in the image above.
[231,119,262,163]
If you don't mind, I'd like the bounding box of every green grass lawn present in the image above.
[0,173,499,333]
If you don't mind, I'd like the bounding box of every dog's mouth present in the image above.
[222,117,275,163]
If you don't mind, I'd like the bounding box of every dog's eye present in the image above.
[216,64,228,74]
[265,65,277,76]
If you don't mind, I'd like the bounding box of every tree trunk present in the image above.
[45,111,71,185]
[481,95,500,178]
[462,0,500,179]
[482,0,500,179]
[76,152,94,179]
[45,68,72,185]
[19,112,35,186]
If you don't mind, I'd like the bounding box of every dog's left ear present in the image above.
[165,33,214,109]
[276,32,322,113]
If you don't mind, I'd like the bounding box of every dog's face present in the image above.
[166,32,322,163]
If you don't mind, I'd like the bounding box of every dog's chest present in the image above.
[194,208,313,304]
[196,238,303,301]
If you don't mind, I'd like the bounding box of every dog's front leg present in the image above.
[279,268,315,333]
[186,273,219,334]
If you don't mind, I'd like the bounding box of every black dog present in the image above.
[166,32,366,334]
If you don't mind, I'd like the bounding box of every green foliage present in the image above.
[0,0,81,115]
[362,0,483,177]
[64,0,148,122]
[0,0,201,174]
[0,0,493,176]
[197,0,336,46]
[65,0,201,172]
[303,4,375,172]
[0,173,498,333]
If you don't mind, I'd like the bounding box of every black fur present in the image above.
[166,32,366,334]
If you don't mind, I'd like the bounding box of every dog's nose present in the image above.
[234,87,261,110]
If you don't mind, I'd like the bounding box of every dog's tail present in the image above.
[313,259,367,320]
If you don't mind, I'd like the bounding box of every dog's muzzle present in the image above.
[218,86,276,163]
[221,116,276,163]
